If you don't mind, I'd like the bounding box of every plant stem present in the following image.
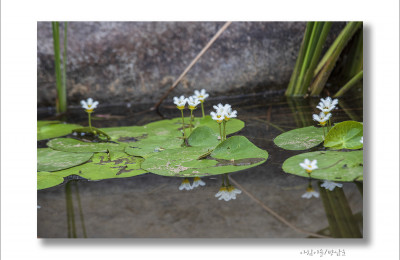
[189,110,193,134]
[88,112,92,130]
[223,121,227,141]
[201,102,205,118]
[181,109,186,139]
[219,123,222,142]
[333,70,363,98]
[225,174,230,186]
[52,22,66,114]
[61,22,68,111]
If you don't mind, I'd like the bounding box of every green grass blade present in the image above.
[52,22,63,113]
[333,70,363,97]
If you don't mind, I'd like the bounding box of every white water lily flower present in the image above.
[187,96,201,110]
[210,111,226,123]
[320,180,343,191]
[299,159,318,173]
[191,177,206,188]
[224,108,237,121]
[313,112,331,126]
[173,95,187,110]
[227,185,242,200]
[215,186,230,201]
[317,97,339,114]
[213,103,231,115]
[81,98,99,112]
[301,186,320,199]
[193,89,209,102]
[178,178,192,191]
[360,136,363,143]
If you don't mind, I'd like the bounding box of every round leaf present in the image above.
[282,150,363,182]
[38,171,64,190]
[47,138,123,153]
[38,123,82,141]
[324,121,363,149]
[211,136,268,160]
[274,126,325,150]
[37,148,93,172]
[188,126,219,147]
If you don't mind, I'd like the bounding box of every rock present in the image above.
[37,22,345,107]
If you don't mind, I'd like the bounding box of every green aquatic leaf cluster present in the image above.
[37,121,82,141]
[273,120,363,182]
[37,116,268,190]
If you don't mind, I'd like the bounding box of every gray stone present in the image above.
[37,22,344,107]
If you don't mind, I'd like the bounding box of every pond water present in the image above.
[37,93,363,238]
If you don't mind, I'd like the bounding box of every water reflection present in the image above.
[65,181,87,238]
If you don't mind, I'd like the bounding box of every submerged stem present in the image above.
[181,109,186,139]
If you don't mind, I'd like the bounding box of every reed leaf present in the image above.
[333,70,363,98]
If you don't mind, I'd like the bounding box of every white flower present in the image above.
[320,180,343,191]
[215,186,230,201]
[224,107,237,121]
[299,159,318,173]
[360,136,363,144]
[187,96,201,110]
[178,178,192,191]
[301,186,320,199]
[313,112,331,126]
[227,185,242,200]
[81,98,99,112]
[317,97,338,114]
[210,111,225,123]
[191,177,206,188]
[193,89,209,102]
[173,95,187,110]
[213,103,231,115]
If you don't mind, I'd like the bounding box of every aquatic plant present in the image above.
[192,89,209,117]
[173,95,188,138]
[299,159,318,175]
[81,98,99,130]
[187,96,201,134]
[179,178,192,191]
[191,177,206,188]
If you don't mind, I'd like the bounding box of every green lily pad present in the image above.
[324,121,363,149]
[125,135,183,158]
[211,136,268,160]
[38,171,65,190]
[37,148,93,172]
[142,136,268,177]
[47,138,123,153]
[100,126,149,141]
[38,122,82,141]
[274,126,325,150]
[188,126,220,147]
[37,120,60,128]
[197,116,245,136]
[37,152,147,189]
[282,150,363,182]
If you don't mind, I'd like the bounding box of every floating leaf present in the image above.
[188,126,219,147]
[47,138,123,153]
[100,126,148,141]
[197,116,245,136]
[125,135,183,158]
[37,148,93,172]
[38,122,82,141]
[37,152,147,189]
[37,120,60,128]
[282,150,363,182]
[274,126,325,150]
[142,136,268,177]
[324,121,363,149]
[211,136,268,160]
[37,171,64,190]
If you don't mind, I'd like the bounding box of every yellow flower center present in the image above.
[320,121,327,126]
[86,109,94,113]
[306,169,312,173]
[189,105,196,110]
[177,105,185,110]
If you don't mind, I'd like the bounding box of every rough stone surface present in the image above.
[37,22,344,107]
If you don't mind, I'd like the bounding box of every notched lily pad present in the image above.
[198,116,245,136]
[324,121,363,149]
[282,150,363,182]
[211,136,268,160]
[47,138,123,153]
[188,126,219,147]
[37,148,93,172]
[142,136,268,177]
[38,122,82,141]
[274,126,325,150]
